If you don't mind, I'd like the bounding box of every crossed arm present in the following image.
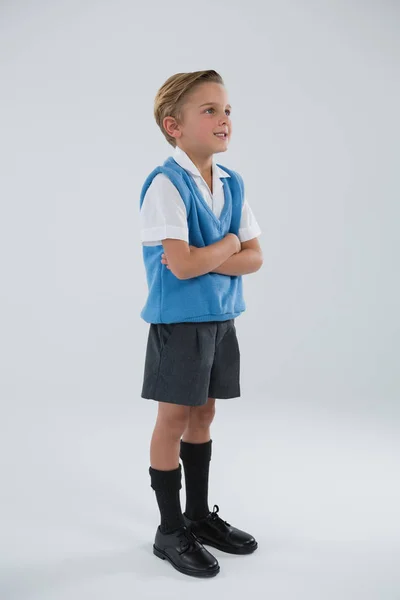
[161,237,263,277]
[209,237,263,275]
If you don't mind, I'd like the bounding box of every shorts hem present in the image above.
[208,390,240,399]
[141,393,208,407]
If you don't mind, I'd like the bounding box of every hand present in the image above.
[161,245,196,269]
[161,252,170,269]
[161,252,169,269]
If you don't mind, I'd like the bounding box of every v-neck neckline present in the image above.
[168,156,229,227]
[188,172,228,228]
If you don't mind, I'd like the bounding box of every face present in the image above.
[171,82,232,156]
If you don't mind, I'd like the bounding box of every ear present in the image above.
[163,116,181,140]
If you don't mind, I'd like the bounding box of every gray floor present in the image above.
[1,396,399,600]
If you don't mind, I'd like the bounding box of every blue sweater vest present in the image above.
[139,156,246,323]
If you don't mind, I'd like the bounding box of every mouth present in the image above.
[214,132,228,139]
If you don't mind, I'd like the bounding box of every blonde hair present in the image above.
[154,70,225,147]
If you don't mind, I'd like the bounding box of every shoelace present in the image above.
[178,527,202,552]
[209,504,231,527]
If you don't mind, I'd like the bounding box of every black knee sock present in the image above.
[180,439,212,521]
[149,464,186,534]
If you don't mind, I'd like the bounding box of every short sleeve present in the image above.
[238,195,262,242]
[140,173,189,244]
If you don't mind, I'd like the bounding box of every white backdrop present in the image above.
[0,1,399,599]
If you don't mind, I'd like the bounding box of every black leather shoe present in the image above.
[183,504,258,555]
[153,524,220,577]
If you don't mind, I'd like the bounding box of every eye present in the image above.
[205,108,231,115]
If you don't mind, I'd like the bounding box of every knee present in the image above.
[156,405,191,439]
[189,401,216,429]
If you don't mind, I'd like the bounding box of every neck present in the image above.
[178,146,213,180]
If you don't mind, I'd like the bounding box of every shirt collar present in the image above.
[171,146,231,186]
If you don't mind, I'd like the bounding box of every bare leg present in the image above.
[150,402,191,470]
[182,398,216,443]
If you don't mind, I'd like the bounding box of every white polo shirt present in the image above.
[140,146,262,246]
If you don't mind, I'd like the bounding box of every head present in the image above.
[154,70,232,158]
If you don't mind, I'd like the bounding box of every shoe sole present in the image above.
[195,537,258,555]
[153,544,220,577]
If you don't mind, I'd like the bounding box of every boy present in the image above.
[139,70,263,578]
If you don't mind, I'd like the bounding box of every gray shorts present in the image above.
[141,319,240,406]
